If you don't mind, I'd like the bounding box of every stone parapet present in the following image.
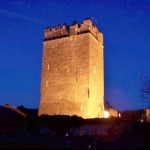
[44,19,103,44]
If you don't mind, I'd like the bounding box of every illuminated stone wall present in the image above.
[89,33,104,118]
[146,108,150,122]
[38,19,104,118]
[108,108,119,117]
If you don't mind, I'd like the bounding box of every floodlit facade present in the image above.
[38,19,104,118]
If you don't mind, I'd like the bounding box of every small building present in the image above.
[145,108,150,122]
[0,105,26,135]
[104,101,119,118]
[107,108,119,118]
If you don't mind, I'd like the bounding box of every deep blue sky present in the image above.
[0,0,150,111]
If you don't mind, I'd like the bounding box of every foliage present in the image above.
[140,75,150,105]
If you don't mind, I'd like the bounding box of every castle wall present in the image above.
[38,19,104,118]
[89,34,104,118]
[39,34,90,118]
[146,108,150,122]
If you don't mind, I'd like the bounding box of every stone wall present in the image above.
[38,19,104,118]
[146,108,150,122]
[108,108,119,118]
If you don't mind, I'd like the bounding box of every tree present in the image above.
[105,100,113,109]
[140,74,150,105]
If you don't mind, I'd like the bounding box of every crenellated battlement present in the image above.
[44,19,103,43]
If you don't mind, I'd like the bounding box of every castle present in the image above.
[38,19,104,118]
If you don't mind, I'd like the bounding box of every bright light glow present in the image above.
[104,111,109,118]
[141,119,143,123]
[118,113,121,118]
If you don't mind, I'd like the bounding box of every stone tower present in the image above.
[38,19,104,118]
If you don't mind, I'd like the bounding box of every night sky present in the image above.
[0,0,150,111]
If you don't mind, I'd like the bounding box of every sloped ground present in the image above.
[0,125,150,150]
[0,106,150,149]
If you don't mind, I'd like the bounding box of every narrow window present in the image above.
[46,80,48,87]
[66,66,69,73]
[80,104,83,111]
[47,64,49,70]
[93,66,96,74]
[76,77,78,82]
[58,93,61,100]
[88,89,90,98]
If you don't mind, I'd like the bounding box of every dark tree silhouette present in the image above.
[105,100,113,109]
[140,74,150,105]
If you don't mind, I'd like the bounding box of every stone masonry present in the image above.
[38,19,104,118]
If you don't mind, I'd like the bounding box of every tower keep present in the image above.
[38,19,104,118]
